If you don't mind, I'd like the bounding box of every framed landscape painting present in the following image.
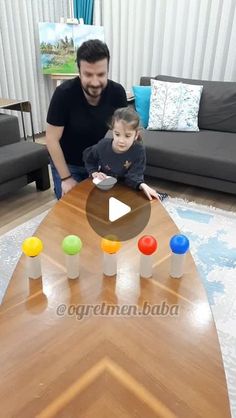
[38,23,104,74]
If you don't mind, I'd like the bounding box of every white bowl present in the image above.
[92,176,117,190]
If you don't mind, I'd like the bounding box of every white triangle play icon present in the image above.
[109,197,131,222]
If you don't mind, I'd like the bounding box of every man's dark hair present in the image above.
[76,39,110,68]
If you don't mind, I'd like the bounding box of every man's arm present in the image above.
[46,123,70,178]
[46,123,77,196]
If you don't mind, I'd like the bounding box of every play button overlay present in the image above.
[85,184,151,241]
[109,197,131,222]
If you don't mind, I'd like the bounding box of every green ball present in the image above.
[62,235,82,255]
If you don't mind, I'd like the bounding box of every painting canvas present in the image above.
[38,23,104,74]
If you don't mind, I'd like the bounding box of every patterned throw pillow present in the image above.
[148,79,203,131]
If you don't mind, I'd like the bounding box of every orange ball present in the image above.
[101,236,121,254]
[22,236,43,257]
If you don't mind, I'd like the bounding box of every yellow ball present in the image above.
[101,236,121,254]
[22,236,43,257]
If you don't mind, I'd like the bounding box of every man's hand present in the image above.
[92,172,107,180]
[139,183,159,201]
[61,177,78,196]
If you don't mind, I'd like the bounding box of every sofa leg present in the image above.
[35,165,50,191]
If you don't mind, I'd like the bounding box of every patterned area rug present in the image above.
[0,211,48,303]
[164,198,236,418]
[0,198,235,417]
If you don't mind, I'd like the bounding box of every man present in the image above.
[46,39,127,199]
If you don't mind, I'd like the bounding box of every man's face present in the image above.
[79,59,108,98]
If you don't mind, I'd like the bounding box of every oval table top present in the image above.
[0,180,231,418]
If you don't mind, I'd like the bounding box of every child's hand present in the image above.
[92,172,108,180]
[139,183,159,201]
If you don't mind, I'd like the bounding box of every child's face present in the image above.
[112,120,138,153]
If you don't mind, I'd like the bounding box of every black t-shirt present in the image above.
[46,77,127,165]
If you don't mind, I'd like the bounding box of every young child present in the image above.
[83,107,168,201]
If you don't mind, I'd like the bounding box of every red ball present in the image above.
[138,235,158,255]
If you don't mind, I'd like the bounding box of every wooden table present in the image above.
[0,180,231,418]
[0,98,35,141]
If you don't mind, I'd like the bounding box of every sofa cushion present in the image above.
[0,142,49,183]
[148,79,202,131]
[143,129,236,183]
[155,75,236,133]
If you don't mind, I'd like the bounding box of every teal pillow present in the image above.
[132,85,151,128]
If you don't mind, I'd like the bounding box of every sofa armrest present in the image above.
[0,114,21,146]
[140,76,156,86]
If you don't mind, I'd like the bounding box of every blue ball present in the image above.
[170,234,190,254]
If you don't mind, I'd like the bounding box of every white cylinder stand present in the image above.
[103,253,117,276]
[27,255,42,279]
[170,253,186,278]
[66,254,80,279]
[140,254,153,278]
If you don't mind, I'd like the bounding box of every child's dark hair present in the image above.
[110,107,142,141]
[76,39,110,68]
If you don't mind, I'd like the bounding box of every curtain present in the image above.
[0,0,70,135]
[93,0,236,91]
[73,0,94,24]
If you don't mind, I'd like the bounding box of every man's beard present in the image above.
[83,85,104,98]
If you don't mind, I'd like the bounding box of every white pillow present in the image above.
[148,79,203,131]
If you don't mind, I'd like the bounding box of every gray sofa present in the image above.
[140,75,236,194]
[0,113,50,196]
